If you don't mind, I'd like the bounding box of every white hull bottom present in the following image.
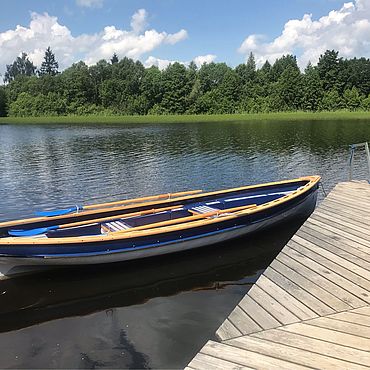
[0,191,317,279]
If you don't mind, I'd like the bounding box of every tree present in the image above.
[140,66,163,111]
[0,87,7,116]
[270,66,302,111]
[89,59,112,105]
[160,62,191,114]
[270,55,299,82]
[235,52,256,85]
[320,89,343,111]
[60,61,94,108]
[361,94,370,111]
[217,69,241,112]
[111,53,119,64]
[302,63,324,111]
[344,57,370,96]
[198,62,231,93]
[343,87,361,110]
[39,47,59,76]
[4,52,36,83]
[317,50,342,91]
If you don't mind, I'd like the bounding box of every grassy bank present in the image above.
[1,111,370,124]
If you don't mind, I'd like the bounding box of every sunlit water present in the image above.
[0,119,369,368]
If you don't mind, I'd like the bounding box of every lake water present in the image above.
[0,119,369,368]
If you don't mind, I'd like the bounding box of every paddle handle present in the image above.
[82,190,202,210]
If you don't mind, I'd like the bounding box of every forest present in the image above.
[1,48,370,117]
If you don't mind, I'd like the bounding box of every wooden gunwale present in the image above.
[0,176,319,229]
[0,175,320,245]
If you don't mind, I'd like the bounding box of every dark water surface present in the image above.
[0,119,369,369]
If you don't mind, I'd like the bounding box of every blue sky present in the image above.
[0,0,368,71]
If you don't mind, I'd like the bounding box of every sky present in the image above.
[0,0,370,74]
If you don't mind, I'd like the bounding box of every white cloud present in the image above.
[238,0,370,68]
[144,56,179,70]
[76,0,103,8]
[193,54,216,66]
[144,54,217,70]
[131,9,148,34]
[0,10,188,74]
[165,29,188,44]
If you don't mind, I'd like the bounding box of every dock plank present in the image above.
[247,284,300,325]
[291,234,370,283]
[326,194,370,217]
[255,275,317,320]
[226,335,368,370]
[280,322,370,351]
[284,244,370,305]
[306,217,370,247]
[332,311,370,327]
[275,253,352,310]
[317,204,370,227]
[200,341,311,370]
[251,328,370,367]
[332,186,370,200]
[310,213,370,243]
[307,317,370,339]
[323,193,370,213]
[353,306,370,316]
[216,317,243,340]
[299,225,370,265]
[188,352,253,370]
[289,239,370,296]
[263,267,334,316]
[237,295,280,330]
[227,307,261,335]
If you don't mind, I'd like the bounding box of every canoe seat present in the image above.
[103,220,131,232]
[190,205,219,214]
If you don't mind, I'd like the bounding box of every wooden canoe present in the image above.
[0,176,320,269]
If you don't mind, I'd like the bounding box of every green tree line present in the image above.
[1,47,370,117]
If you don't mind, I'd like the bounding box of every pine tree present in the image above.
[39,47,59,76]
[111,53,119,64]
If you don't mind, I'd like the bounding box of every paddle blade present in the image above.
[35,205,82,217]
[8,226,59,237]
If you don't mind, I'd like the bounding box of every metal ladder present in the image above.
[348,142,370,182]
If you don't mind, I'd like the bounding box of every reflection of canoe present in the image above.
[0,176,320,270]
[0,220,307,333]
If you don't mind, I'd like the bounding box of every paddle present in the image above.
[36,206,83,217]
[34,190,202,217]
[9,226,59,237]
[9,205,183,237]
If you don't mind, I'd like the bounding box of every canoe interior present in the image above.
[2,180,308,240]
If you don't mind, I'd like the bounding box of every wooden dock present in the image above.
[187,181,370,370]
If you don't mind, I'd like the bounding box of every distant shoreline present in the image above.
[1,111,370,124]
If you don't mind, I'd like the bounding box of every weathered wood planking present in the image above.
[187,181,370,370]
